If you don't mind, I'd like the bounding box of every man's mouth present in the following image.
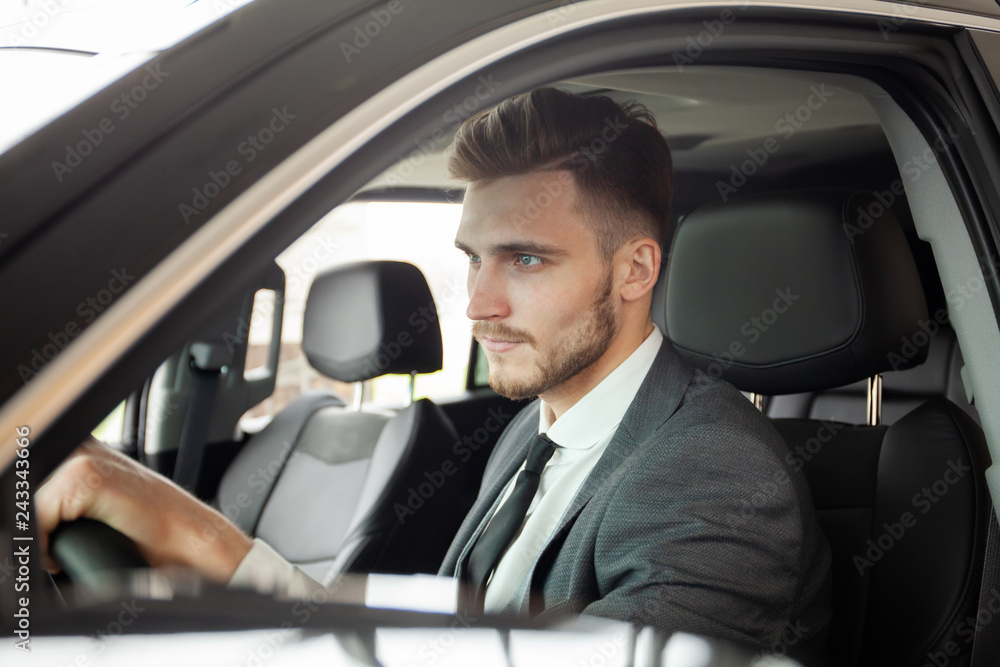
[479,336,522,353]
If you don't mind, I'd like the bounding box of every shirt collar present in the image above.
[539,326,663,450]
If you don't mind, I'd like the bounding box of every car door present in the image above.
[6,1,1000,665]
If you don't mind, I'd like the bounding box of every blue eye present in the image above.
[468,252,481,264]
[516,254,541,267]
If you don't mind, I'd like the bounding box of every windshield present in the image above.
[0,0,255,155]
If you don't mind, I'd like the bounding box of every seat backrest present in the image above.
[656,189,993,666]
[217,261,469,579]
[772,402,990,665]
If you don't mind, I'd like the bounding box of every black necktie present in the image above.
[465,433,559,609]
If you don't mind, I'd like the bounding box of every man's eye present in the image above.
[468,253,481,263]
[516,254,541,267]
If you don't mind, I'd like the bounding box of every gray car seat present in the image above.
[216,260,467,580]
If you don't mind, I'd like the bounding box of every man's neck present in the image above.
[540,319,655,423]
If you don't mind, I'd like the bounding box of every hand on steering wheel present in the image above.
[36,438,252,583]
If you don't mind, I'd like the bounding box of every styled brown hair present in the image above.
[447,86,673,259]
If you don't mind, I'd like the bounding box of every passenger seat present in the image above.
[216,260,468,581]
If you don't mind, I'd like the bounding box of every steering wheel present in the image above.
[49,519,148,588]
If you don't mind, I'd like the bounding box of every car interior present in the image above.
[57,63,997,666]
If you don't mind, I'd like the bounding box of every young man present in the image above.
[37,87,831,659]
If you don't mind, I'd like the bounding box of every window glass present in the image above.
[472,343,490,388]
[243,288,276,380]
[243,200,469,420]
[91,399,125,443]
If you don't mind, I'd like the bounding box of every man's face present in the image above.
[455,170,620,400]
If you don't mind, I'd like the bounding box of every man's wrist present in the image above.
[169,504,253,582]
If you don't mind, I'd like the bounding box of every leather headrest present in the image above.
[302,261,443,382]
[654,189,930,394]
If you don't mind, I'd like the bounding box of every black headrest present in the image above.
[655,189,930,395]
[302,261,443,382]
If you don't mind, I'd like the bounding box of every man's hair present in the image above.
[447,86,673,259]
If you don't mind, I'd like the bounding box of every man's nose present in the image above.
[467,264,510,321]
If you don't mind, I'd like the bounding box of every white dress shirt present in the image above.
[229,327,663,614]
[482,326,662,612]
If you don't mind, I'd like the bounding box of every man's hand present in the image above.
[35,438,253,582]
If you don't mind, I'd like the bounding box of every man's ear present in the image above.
[617,237,661,303]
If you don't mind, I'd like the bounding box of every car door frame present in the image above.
[6,0,1000,633]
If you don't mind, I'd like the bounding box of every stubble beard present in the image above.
[479,268,619,400]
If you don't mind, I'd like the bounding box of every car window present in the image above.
[471,342,490,389]
[241,199,469,424]
[90,398,125,443]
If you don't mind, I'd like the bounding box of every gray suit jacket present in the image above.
[439,340,832,658]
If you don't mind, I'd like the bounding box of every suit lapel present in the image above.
[514,341,695,612]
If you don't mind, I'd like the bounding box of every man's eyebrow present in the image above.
[454,239,567,257]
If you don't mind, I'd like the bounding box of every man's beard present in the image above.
[473,269,619,400]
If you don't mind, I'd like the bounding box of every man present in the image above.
[37,87,831,659]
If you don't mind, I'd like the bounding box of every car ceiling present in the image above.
[359,65,889,200]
